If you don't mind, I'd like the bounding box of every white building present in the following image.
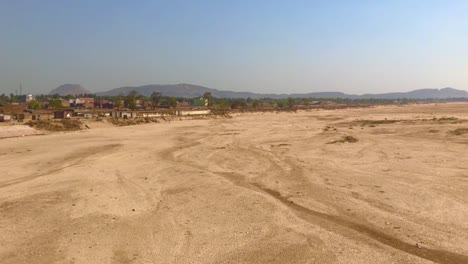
[26,95,35,102]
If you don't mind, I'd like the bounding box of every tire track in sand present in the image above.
[166,126,468,264]
[0,144,122,189]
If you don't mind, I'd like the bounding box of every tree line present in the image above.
[2,91,468,111]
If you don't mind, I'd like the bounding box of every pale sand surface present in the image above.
[0,125,44,139]
[1,103,468,263]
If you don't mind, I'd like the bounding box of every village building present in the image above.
[60,99,71,108]
[191,98,208,106]
[26,95,35,102]
[143,101,153,109]
[177,109,211,116]
[137,109,176,117]
[95,99,114,109]
[31,110,53,120]
[135,99,144,108]
[11,113,27,121]
[111,111,137,119]
[54,110,73,119]
[0,114,11,122]
[70,98,95,108]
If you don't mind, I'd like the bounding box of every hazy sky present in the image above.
[1,0,467,95]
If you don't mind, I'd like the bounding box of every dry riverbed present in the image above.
[1,103,468,263]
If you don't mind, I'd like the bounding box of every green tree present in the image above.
[150,92,161,109]
[9,93,18,103]
[28,100,41,110]
[48,98,62,109]
[217,98,227,109]
[252,100,260,108]
[168,97,178,109]
[0,93,8,105]
[125,91,138,110]
[277,100,285,108]
[287,97,295,110]
[113,95,123,108]
[128,101,137,110]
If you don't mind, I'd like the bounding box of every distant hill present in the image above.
[96,84,468,99]
[50,84,91,96]
[95,83,266,98]
[359,88,468,99]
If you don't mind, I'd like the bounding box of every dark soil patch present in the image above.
[360,120,400,126]
[327,135,359,144]
[448,128,468,136]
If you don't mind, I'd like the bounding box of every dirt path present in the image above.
[1,103,468,263]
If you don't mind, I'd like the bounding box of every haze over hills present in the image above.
[94,83,468,99]
[49,84,91,96]
[358,88,468,99]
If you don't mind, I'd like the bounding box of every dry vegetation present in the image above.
[110,117,161,126]
[26,119,82,131]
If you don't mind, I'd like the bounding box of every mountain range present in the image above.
[52,83,468,99]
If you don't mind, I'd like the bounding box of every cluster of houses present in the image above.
[0,108,211,123]
[0,95,211,123]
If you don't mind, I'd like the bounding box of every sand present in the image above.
[0,125,44,139]
[1,103,468,264]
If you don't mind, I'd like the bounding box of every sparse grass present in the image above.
[327,135,359,144]
[111,118,148,126]
[61,119,82,130]
[448,128,468,136]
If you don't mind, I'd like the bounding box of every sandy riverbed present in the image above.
[1,103,468,264]
[0,125,44,139]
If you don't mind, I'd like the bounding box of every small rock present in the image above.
[416,243,422,249]
[132,209,135,212]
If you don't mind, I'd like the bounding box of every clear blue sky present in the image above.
[1,0,467,95]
